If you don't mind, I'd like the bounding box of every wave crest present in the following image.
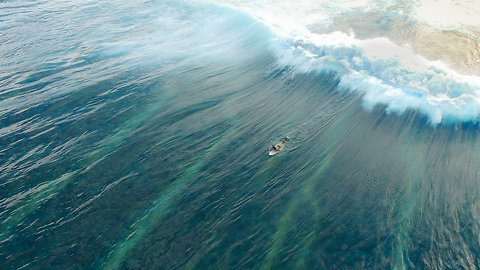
[270,31,480,124]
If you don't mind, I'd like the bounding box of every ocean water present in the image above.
[1,0,480,269]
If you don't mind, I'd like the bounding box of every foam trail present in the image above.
[414,0,480,27]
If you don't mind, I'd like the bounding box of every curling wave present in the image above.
[210,0,480,124]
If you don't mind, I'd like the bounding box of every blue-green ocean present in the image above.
[2,0,480,269]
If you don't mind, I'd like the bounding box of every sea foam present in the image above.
[211,0,480,124]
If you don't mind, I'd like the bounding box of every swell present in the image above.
[2,1,480,269]
[0,1,282,267]
[212,0,480,125]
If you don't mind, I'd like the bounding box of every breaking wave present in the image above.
[210,0,480,124]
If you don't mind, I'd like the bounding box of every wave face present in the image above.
[2,0,480,269]
[212,0,480,124]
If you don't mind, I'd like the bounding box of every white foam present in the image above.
[270,29,480,123]
[415,0,480,28]
[209,0,480,123]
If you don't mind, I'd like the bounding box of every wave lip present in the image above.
[272,32,480,124]
[211,0,480,124]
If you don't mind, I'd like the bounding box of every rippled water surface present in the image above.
[2,0,480,269]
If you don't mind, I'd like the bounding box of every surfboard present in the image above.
[269,137,290,156]
[268,143,285,156]
[269,148,281,156]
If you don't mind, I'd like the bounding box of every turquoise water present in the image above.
[2,0,480,269]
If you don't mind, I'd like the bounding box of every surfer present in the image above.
[271,136,290,151]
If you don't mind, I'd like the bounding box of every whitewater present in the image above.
[211,0,480,124]
[1,0,480,269]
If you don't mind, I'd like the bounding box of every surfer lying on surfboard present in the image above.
[271,136,290,151]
